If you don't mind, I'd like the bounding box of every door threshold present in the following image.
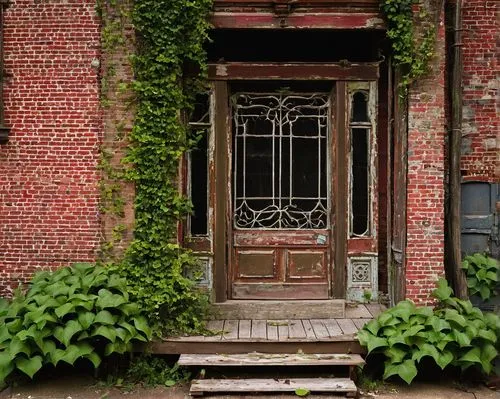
[210,299,345,320]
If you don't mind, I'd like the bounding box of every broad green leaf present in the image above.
[104,340,129,356]
[388,334,407,347]
[133,316,152,339]
[55,303,75,319]
[480,343,498,372]
[453,330,471,347]
[477,329,497,343]
[96,289,126,309]
[94,310,116,325]
[294,388,310,397]
[38,339,56,356]
[84,352,101,369]
[486,271,498,282]
[78,312,95,330]
[54,320,83,347]
[479,286,491,300]
[0,327,11,345]
[432,278,453,301]
[164,380,176,387]
[412,343,439,364]
[0,359,14,384]
[7,319,23,334]
[459,347,481,364]
[92,325,116,343]
[428,316,450,332]
[9,337,31,358]
[383,359,417,384]
[119,303,139,316]
[384,346,407,364]
[444,309,466,327]
[435,350,453,370]
[16,356,43,379]
[366,336,388,354]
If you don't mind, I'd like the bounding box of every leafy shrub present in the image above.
[0,263,152,384]
[126,354,189,387]
[462,253,499,301]
[358,279,500,384]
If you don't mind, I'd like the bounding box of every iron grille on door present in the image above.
[232,93,330,229]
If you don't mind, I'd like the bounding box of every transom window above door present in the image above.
[232,92,330,230]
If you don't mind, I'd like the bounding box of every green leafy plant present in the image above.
[462,253,499,301]
[358,278,500,384]
[113,0,212,333]
[126,355,189,387]
[380,0,437,89]
[0,263,152,384]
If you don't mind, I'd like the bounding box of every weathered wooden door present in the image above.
[229,89,334,299]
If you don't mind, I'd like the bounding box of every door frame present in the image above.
[210,62,379,302]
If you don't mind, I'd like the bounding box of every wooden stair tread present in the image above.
[190,377,357,395]
[178,352,365,366]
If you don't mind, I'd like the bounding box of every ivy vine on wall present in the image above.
[380,0,437,89]
[118,0,213,333]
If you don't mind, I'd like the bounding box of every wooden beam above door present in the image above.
[208,62,379,81]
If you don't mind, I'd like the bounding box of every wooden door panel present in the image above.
[235,249,277,279]
[287,250,327,279]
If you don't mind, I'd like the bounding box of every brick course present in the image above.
[405,15,447,304]
[0,0,101,295]
[460,1,498,182]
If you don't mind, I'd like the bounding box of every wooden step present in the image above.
[178,352,365,367]
[210,299,345,320]
[190,377,358,396]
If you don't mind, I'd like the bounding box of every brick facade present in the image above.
[0,1,496,303]
[0,0,101,295]
[461,0,498,182]
[405,17,447,304]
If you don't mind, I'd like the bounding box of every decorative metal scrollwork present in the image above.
[232,93,330,230]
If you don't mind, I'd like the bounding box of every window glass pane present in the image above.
[351,127,369,236]
[351,91,369,122]
[233,93,329,229]
[190,132,208,235]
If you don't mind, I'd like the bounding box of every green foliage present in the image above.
[380,0,436,89]
[116,0,212,333]
[126,354,189,387]
[358,278,500,384]
[0,263,152,384]
[462,253,499,301]
[294,388,310,397]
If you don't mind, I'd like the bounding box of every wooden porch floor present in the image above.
[149,303,385,355]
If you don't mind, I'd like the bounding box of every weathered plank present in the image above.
[179,353,365,367]
[302,320,316,339]
[353,318,371,330]
[204,320,224,341]
[345,304,372,318]
[251,319,267,340]
[211,300,344,320]
[337,319,358,335]
[221,319,239,340]
[278,321,289,341]
[145,339,366,355]
[190,378,357,396]
[323,319,343,337]
[288,320,307,339]
[266,321,279,341]
[238,319,251,339]
[310,319,329,339]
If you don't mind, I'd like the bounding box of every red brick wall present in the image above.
[405,17,447,305]
[461,1,498,182]
[0,0,101,296]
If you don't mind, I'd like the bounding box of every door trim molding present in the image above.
[214,81,229,302]
[208,63,379,81]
